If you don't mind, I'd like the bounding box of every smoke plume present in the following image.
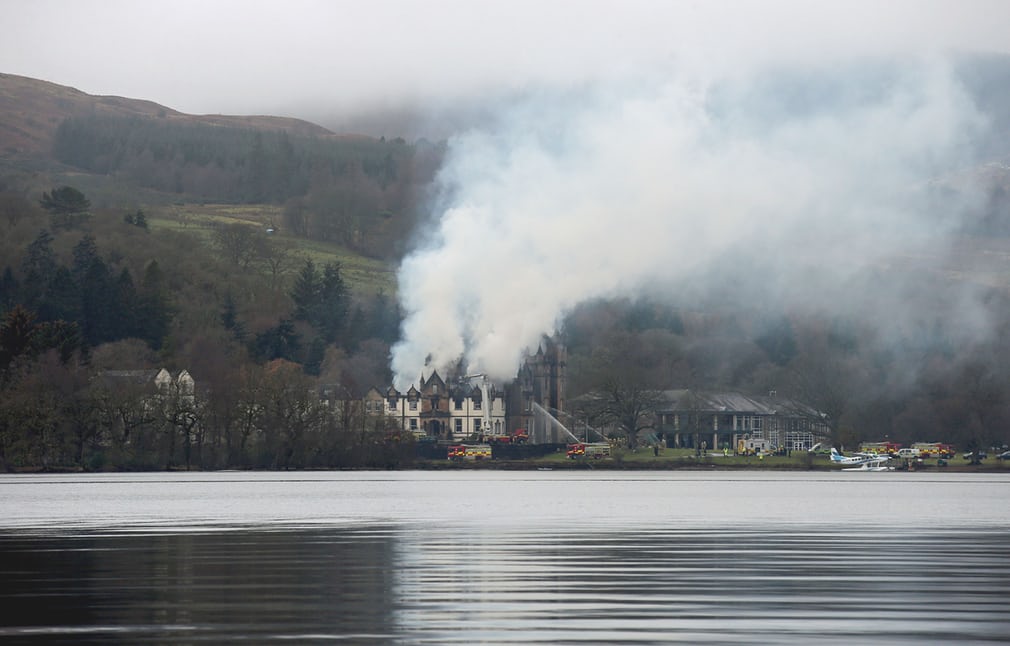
[391,58,989,388]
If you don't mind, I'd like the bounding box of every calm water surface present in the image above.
[1,471,1008,644]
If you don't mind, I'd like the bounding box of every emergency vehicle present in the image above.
[912,442,956,458]
[858,441,902,456]
[447,444,492,461]
[566,442,611,459]
[491,429,529,444]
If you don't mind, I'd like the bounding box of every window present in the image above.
[454,419,463,434]
[454,399,462,411]
[474,399,482,411]
[409,419,418,431]
[409,400,417,411]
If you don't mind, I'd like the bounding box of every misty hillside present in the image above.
[0,73,445,261]
[0,74,423,467]
[3,62,1010,471]
[0,72,333,156]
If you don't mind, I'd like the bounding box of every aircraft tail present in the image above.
[829,447,843,462]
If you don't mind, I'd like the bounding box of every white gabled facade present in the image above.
[363,371,506,441]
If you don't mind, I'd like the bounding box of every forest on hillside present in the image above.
[0,183,407,470]
[0,84,1009,471]
[51,114,445,258]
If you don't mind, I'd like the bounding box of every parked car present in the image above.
[997,450,1010,460]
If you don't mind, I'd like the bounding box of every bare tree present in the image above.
[212,222,261,268]
[152,372,201,470]
[572,330,670,449]
[258,237,298,292]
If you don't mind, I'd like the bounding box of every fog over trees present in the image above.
[1,52,1010,469]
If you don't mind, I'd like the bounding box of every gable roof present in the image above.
[100,369,163,383]
[657,389,822,418]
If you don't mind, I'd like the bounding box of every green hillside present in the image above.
[147,203,397,295]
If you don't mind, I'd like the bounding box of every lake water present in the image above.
[1,471,1008,644]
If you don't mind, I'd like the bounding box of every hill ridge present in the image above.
[0,72,339,156]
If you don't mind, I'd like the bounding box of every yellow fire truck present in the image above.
[447,444,492,461]
[912,442,956,458]
[566,443,611,459]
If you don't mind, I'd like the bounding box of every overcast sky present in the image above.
[4,0,1010,135]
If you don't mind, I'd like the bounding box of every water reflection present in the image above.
[395,526,1010,644]
[2,524,1008,644]
[0,528,399,644]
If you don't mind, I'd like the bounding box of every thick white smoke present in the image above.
[391,59,987,388]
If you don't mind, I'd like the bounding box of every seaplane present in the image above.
[830,448,894,471]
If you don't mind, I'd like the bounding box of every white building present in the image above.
[363,371,506,441]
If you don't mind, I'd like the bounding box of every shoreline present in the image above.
[6,455,1007,474]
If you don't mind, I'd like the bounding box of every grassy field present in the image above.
[146,202,398,295]
[529,447,824,469]
[423,447,1010,471]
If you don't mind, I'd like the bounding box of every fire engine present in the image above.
[912,442,956,458]
[566,442,611,459]
[448,444,492,461]
[491,429,530,444]
[858,441,902,456]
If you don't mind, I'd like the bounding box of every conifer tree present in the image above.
[290,260,321,322]
[113,268,138,340]
[316,262,349,344]
[39,186,91,229]
[251,318,301,362]
[0,267,18,312]
[220,292,247,342]
[0,305,37,371]
[21,230,57,305]
[136,261,171,349]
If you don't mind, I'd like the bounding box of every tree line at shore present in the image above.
[0,182,409,470]
[3,194,1010,469]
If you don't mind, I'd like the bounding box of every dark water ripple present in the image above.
[388,527,1010,645]
[1,472,1009,644]
[1,525,1007,644]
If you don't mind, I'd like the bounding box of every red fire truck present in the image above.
[490,429,529,444]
